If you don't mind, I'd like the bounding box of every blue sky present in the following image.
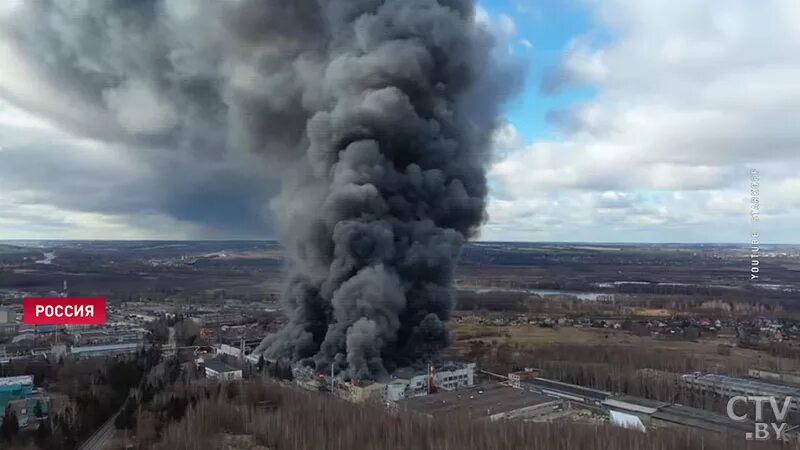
[477,0,800,243]
[480,0,598,142]
[1,1,799,243]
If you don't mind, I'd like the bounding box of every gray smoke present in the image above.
[256,0,522,379]
[0,0,521,378]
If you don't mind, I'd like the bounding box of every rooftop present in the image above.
[399,383,556,417]
[71,343,140,354]
[605,395,671,412]
[527,377,611,402]
[0,375,34,387]
[653,404,753,434]
[683,373,800,397]
[400,362,476,379]
[205,359,240,373]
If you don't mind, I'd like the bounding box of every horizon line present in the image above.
[0,239,796,246]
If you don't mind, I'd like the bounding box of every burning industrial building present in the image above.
[0,0,520,381]
[254,0,521,380]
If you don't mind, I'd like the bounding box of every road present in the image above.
[79,327,174,449]
[78,412,119,450]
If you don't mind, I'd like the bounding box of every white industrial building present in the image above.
[70,342,141,358]
[290,361,476,404]
[0,308,14,324]
[386,362,476,402]
[204,359,243,380]
[399,384,564,421]
[681,372,800,410]
[216,343,260,365]
[414,362,475,392]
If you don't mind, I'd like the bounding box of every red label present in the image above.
[23,298,106,325]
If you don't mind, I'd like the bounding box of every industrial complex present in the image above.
[0,375,51,430]
[3,278,800,444]
[252,353,786,438]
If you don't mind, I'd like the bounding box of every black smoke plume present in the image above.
[0,0,521,378]
[256,0,520,379]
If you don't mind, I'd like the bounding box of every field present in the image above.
[450,321,800,374]
[2,241,800,305]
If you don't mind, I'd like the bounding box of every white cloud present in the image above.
[512,0,540,18]
[0,98,275,240]
[0,197,204,240]
[475,7,523,56]
[475,6,490,27]
[489,121,524,161]
[103,79,179,135]
[487,0,800,243]
[497,14,517,38]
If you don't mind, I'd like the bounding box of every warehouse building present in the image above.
[0,307,14,324]
[526,377,611,405]
[652,404,754,435]
[345,381,386,403]
[204,359,243,380]
[381,362,476,401]
[413,362,475,394]
[508,368,541,388]
[70,342,141,358]
[399,384,564,421]
[681,372,800,401]
[748,369,800,386]
[0,375,35,418]
[71,328,145,346]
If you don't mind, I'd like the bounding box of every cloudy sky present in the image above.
[1,0,798,243]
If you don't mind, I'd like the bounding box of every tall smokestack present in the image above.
[428,361,436,395]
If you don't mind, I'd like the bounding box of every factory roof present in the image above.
[683,373,800,397]
[204,359,240,373]
[653,404,753,435]
[0,375,34,387]
[71,342,140,354]
[527,377,611,402]
[399,383,556,417]
[437,362,476,371]
[603,395,670,414]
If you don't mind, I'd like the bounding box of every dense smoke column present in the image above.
[1,0,510,380]
[257,0,508,380]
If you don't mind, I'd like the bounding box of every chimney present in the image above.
[427,361,436,395]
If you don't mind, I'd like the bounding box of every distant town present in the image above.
[2,241,800,448]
